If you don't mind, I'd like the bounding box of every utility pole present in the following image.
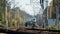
[40,0,44,28]
[55,0,59,29]
[44,0,48,29]
[40,0,48,29]
[56,6,59,26]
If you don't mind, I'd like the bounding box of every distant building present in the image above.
[47,0,60,26]
[47,0,56,19]
[47,0,60,19]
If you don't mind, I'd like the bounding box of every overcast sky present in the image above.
[11,0,52,16]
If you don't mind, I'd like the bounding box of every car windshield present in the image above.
[0,0,60,34]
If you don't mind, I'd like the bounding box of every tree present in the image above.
[12,19,15,26]
[0,0,5,23]
[0,0,2,21]
[0,7,3,21]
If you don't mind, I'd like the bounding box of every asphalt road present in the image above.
[0,33,7,34]
[0,28,60,34]
[0,28,41,34]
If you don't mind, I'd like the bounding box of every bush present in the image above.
[48,26,60,30]
[0,25,4,28]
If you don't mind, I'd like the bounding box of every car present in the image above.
[25,21,33,27]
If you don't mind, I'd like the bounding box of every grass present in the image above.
[48,26,60,30]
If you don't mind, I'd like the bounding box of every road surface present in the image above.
[0,33,7,34]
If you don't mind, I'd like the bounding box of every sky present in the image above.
[11,0,52,16]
